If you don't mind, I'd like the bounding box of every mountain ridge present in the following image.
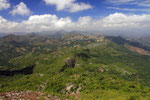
[0,33,150,99]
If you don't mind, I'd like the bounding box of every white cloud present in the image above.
[100,13,150,28]
[0,16,19,32]
[138,0,150,7]
[44,0,73,10]
[0,13,150,34]
[107,7,150,12]
[69,3,92,13]
[43,0,92,12]
[0,0,10,10]
[20,14,72,31]
[107,0,150,7]
[10,2,32,16]
[106,0,136,4]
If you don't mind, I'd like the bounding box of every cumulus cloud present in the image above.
[0,13,150,34]
[43,0,92,12]
[69,3,92,13]
[100,13,150,29]
[0,0,10,10]
[20,14,72,31]
[10,2,32,16]
[0,16,19,32]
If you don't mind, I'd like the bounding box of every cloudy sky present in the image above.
[0,0,150,34]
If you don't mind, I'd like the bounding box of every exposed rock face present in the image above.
[64,83,82,99]
[60,57,76,72]
[66,57,76,68]
[66,84,74,92]
[98,68,105,73]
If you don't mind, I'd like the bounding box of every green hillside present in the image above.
[0,33,150,99]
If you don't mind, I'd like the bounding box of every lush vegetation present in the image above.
[0,33,150,99]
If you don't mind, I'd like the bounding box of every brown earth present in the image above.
[126,45,150,56]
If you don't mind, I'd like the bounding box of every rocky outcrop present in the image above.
[60,57,76,72]
[0,91,59,100]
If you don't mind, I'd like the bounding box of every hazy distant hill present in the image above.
[131,34,150,45]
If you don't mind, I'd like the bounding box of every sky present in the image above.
[0,0,150,34]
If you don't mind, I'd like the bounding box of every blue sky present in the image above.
[1,0,149,21]
[0,0,150,33]
[1,0,105,21]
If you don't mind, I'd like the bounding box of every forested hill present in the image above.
[0,33,150,99]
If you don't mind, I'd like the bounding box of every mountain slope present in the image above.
[0,33,150,99]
